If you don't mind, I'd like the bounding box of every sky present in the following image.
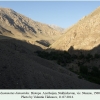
[0,1,100,28]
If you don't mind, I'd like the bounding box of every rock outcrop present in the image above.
[0,7,62,48]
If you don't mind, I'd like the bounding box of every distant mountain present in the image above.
[50,7,100,54]
[0,7,100,89]
[0,7,62,48]
[49,25,64,32]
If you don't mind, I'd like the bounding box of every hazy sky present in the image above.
[0,1,100,28]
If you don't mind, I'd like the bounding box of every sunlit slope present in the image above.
[0,7,63,48]
[50,7,100,53]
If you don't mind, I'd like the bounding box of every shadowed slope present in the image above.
[0,35,100,89]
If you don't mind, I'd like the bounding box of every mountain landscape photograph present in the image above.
[0,1,100,89]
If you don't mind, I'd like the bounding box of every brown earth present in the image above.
[0,35,100,89]
[50,7,100,54]
[0,7,63,49]
[0,7,100,89]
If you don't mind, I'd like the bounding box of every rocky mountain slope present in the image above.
[0,7,100,89]
[50,7,100,54]
[0,35,100,89]
[0,7,62,48]
[49,25,64,32]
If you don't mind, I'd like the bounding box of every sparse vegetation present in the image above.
[36,50,100,85]
[80,65,88,75]
[1,7,100,89]
[94,54,100,59]
[35,50,72,66]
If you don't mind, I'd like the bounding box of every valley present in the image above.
[0,7,100,89]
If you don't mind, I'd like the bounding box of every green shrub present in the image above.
[79,54,85,59]
[80,65,88,75]
[86,53,93,59]
[94,54,100,59]
[90,66,100,77]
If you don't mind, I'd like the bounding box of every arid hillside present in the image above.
[0,35,100,89]
[49,25,64,32]
[50,7,100,54]
[0,7,63,48]
[0,7,100,89]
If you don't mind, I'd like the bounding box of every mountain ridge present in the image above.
[0,6,100,89]
[50,6,100,54]
[0,7,63,48]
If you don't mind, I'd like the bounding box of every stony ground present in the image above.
[0,35,100,89]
